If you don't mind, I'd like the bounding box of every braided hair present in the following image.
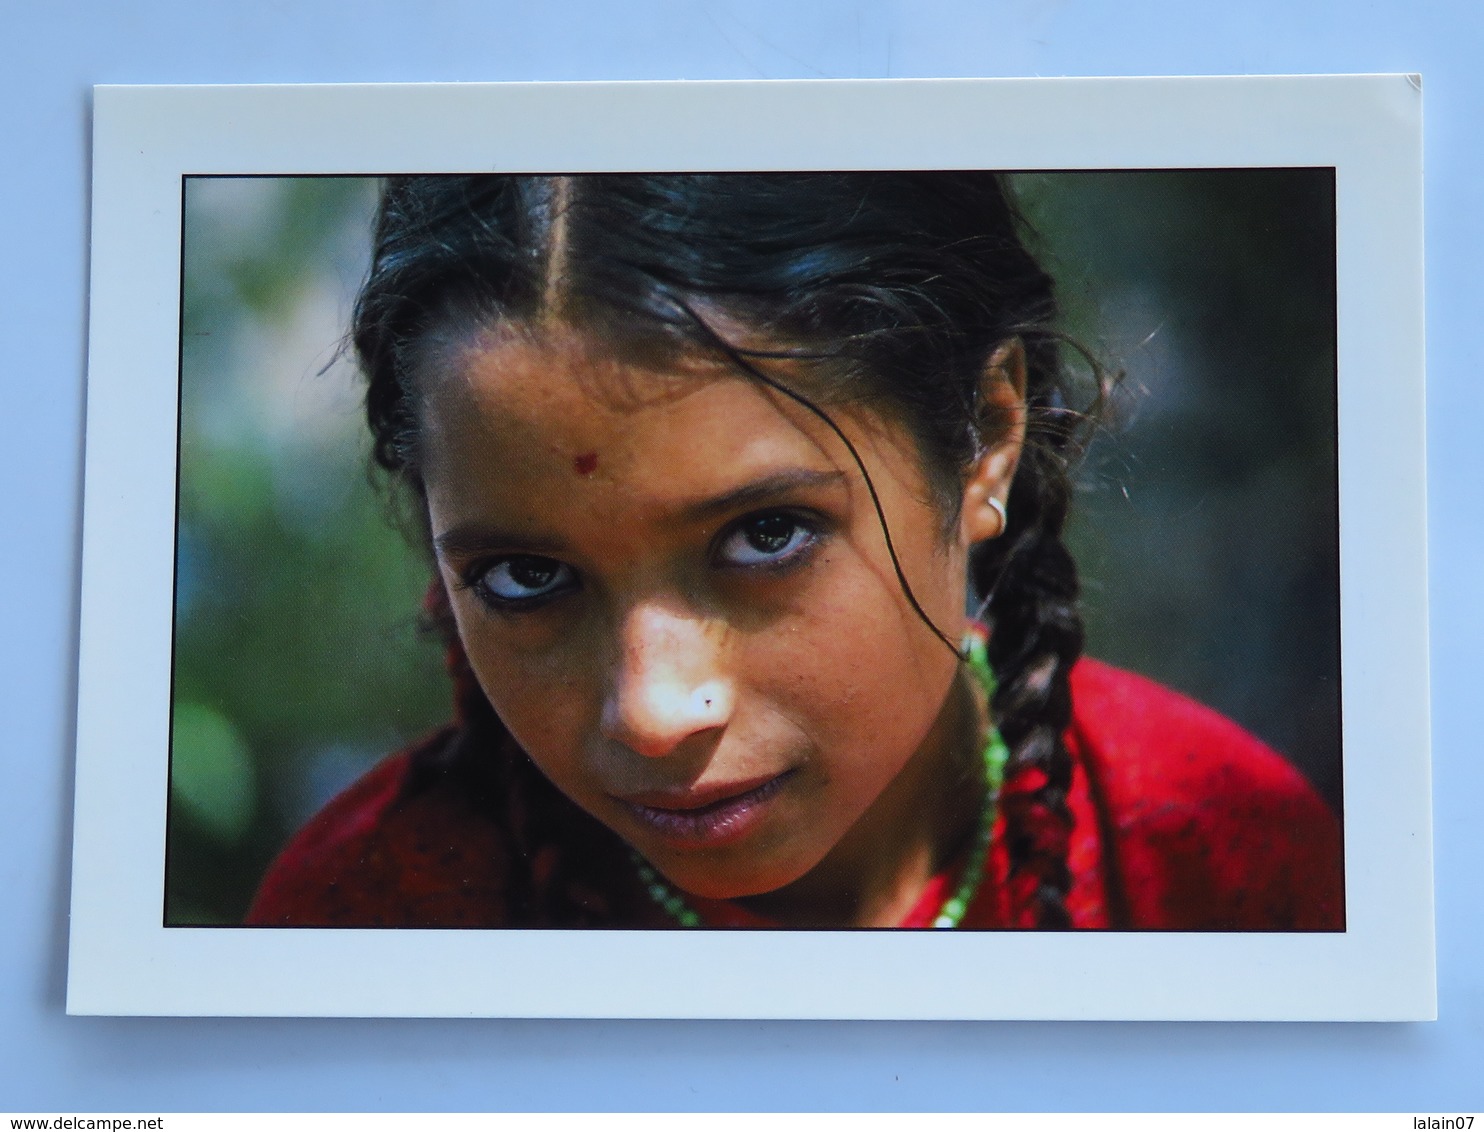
[353,173,1090,928]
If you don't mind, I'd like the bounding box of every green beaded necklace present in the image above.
[631,627,1009,929]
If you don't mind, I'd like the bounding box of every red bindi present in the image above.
[573,452,598,475]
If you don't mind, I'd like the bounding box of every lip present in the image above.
[616,770,795,849]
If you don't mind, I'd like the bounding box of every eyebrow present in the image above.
[433,467,847,562]
[433,524,557,562]
[676,467,847,523]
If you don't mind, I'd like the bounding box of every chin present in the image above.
[658,852,815,903]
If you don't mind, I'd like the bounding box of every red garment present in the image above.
[246,659,1344,930]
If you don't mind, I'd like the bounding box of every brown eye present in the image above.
[475,555,575,605]
[718,513,816,567]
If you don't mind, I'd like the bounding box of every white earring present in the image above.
[986,497,1007,539]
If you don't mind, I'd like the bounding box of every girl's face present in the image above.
[419,323,1020,923]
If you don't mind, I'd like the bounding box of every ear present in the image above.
[959,338,1028,544]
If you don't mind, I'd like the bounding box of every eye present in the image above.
[716,512,818,568]
[471,555,576,606]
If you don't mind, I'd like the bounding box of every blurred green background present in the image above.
[167,171,1340,926]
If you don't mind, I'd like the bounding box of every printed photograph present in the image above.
[166,170,1344,932]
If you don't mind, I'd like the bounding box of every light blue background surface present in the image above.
[3,0,1478,1111]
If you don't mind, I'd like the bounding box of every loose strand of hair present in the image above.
[670,297,967,662]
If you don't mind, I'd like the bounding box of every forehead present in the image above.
[417,323,846,498]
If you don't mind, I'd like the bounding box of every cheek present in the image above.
[752,570,955,754]
[452,608,596,781]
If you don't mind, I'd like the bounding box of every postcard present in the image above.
[69,76,1432,1018]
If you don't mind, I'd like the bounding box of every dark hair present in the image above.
[353,172,1087,928]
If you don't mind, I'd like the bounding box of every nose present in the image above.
[599,604,735,760]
